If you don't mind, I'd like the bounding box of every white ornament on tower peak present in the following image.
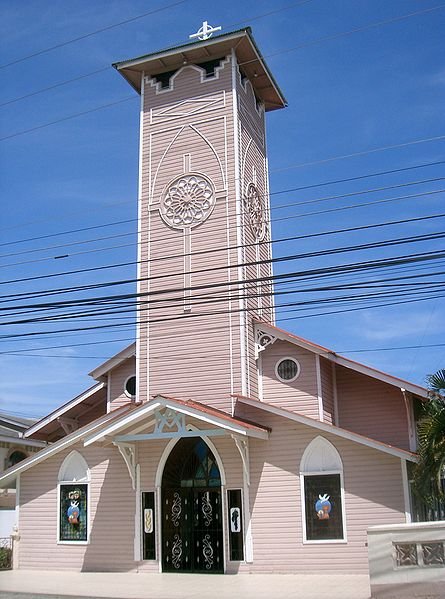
[189,21,222,41]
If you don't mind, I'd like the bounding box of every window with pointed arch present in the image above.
[57,451,90,543]
[300,436,346,543]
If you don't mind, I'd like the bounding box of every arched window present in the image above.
[300,436,346,543]
[57,451,90,543]
[6,449,27,469]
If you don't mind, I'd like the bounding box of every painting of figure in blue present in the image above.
[315,493,332,520]
[67,488,82,525]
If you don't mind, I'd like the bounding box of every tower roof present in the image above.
[113,27,287,111]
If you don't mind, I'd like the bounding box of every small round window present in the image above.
[124,375,136,398]
[275,358,300,383]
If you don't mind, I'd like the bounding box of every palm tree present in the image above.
[412,369,445,505]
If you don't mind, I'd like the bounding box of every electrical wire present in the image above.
[1,175,443,260]
[0,0,191,70]
[1,158,443,241]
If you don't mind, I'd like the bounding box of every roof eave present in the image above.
[88,342,136,380]
[254,320,428,400]
[113,28,286,111]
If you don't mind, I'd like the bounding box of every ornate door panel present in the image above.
[192,490,223,572]
[162,488,223,573]
[162,488,191,572]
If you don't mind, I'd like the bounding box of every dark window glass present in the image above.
[59,484,88,542]
[142,492,156,560]
[7,450,27,468]
[304,474,344,541]
[228,489,244,561]
[277,359,299,381]
[162,438,221,489]
[125,376,136,397]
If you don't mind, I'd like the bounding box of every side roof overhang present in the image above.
[0,403,135,488]
[89,342,135,381]
[113,28,287,112]
[24,382,107,441]
[234,394,418,462]
[255,320,429,400]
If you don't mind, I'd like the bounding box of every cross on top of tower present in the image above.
[189,21,222,41]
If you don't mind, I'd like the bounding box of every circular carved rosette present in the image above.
[243,182,266,241]
[159,173,216,229]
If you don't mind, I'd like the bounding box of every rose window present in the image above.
[244,182,266,241]
[160,174,216,229]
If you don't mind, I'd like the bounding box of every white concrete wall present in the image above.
[0,509,16,537]
[368,521,445,598]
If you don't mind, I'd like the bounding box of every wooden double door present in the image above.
[162,487,223,572]
[161,437,224,573]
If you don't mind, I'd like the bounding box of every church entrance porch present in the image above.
[161,438,223,573]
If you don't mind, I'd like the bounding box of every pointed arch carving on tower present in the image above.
[151,123,226,203]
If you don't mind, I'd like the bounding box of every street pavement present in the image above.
[0,571,371,599]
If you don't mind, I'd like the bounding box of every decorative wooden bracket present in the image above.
[154,408,186,435]
[232,435,250,487]
[255,328,277,359]
[113,442,136,490]
[57,417,78,435]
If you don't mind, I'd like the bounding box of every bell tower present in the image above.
[114,25,286,409]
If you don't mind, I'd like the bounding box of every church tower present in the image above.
[114,26,286,409]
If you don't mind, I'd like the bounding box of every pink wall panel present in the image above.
[336,365,410,450]
[260,340,319,417]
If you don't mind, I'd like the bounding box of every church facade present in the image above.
[0,27,428,575]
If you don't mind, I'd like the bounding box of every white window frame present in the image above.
[57,450,90,545]
[300,437,347,544]
[275,356,301,383]
[124,374,137,399]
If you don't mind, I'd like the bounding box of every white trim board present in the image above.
[89,343,135,380]
[24,382,106,439]
[236,396,417,462]
[0,405,135,488]
[83,396,269,447]
[253,321,428,399]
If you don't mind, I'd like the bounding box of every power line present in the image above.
[1,175,443,260]
[4,256,445,346]
[1,249,444,338]
[239,4,445,69]
[0,67,110,108]
[0,0,190,70]
[0,0,315,107]
[1,230,444,307]
[1,158,443,244]
[0,96,137,142]
[339,343,445,354]
[2,186,444,276]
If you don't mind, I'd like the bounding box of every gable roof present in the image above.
[89,343,135,381]
[255,320,428,399]
[84,394,270,446]
[24,382,107,441]
[0,403,136,488]
[234,394,417,462]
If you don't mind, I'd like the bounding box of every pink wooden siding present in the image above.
[139,58,242,411]
[320,357,335,424]
[135,55,273,410]
[260,340,320,417]
[108,358,135,411]
[18,443,136,571]
[336,365,410,450]
[236,403,406,573]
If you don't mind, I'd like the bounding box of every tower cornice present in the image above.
[113,27,287,111]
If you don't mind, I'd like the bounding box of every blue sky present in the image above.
[0,0,444,418]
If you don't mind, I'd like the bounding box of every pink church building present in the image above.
[0,26,432,575]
